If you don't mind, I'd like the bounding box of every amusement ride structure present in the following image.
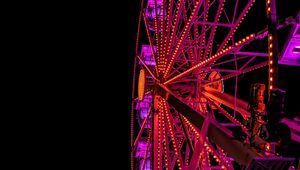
[130,0,300,169]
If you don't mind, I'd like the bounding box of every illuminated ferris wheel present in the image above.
[130,0,300,169]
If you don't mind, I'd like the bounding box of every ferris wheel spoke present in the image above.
[178,114,195,151]
[143,12,159,75]
[203,0,225,59]
[141,129,152,170]
[221,61,268,81]
[180,114,204,167]
[183,143,191,167]
[162,0,185,76]
[202,60,268,87]
[234,51,268,57]
[159,0,166,57]
[182,108,232,169]
[162,0,174,63]
[183,2,198,65]
[186,33,197,66]
[182,106,231,169]
[164,33,255,85]
[211,55,253,67]
[216,0,256,53]
[162,113,172,170]
[197,0,209,60]
[153,109,160,169]
[207,68,239,73]
[188,115,210,170]
[202,86,251,119]
[164,0,175,40]
[208,55,258,75]
[195,21,234,27]
[137,55,159,81]
[133,104,152,149]
[164,0,205,78]
[192,26,199,65]
[153,0,163,59]
[231,0,239,23]
[135,0,146,55]
[204,96,250,136]
[164,100,185,169]
[238,55,257,70]
[166,60,189,79]
[205,140,235,170]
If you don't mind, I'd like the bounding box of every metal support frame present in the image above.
[156,84,261,166]
[266,0,279,99]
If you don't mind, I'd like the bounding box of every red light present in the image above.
[265,143,271,152]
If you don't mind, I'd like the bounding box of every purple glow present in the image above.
[139,159,150,170]
[281,118,300,143]
[140,45,156,66]
[145,0,165,32]
[279,16,300,66]
[136,141,151,169]
[292,46,300,53]
[136,94,152,128]
[147,0,163,4]
[146,0,163,18]
[135,141,150,158]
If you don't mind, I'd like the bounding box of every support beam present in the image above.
[137,55,158,82]
[204,61,268,86]
[164,0,205,78]
[202,86,251,119]
[204,0,225,59]
[188,116,210,170]
[164,33,256,85]
[216,0,256,53]
[153,112,159,170]
[233,51,268,57]
[155,84,261,166]
[143,13,159,75]
[204,96,250,137]
[266,0,279,99]
[133,105,152,148]
[195,21,234,27]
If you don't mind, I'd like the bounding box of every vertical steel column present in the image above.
[266,0,279,100]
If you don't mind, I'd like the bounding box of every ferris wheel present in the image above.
[130,0,299,169]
